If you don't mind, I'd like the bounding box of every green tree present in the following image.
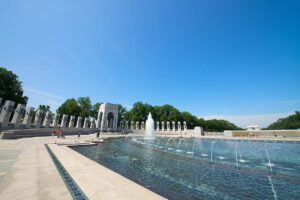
[124,101,241,131]
[38,105,50,112]
[77,96,92,118]
[125,102,153,122]
[118,104,127,123]
[90,102,102,118]
[203,119,241,132]
[267,111,300,130]
[156,104,181,122]
[0,67,28,105]
[57,98,81,116]
[181,111,198,129]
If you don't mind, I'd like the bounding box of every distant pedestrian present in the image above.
[60,129,65,139]
[97,131,100,138]
[78,131,81,139]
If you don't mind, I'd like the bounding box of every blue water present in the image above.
[70,137,300,200]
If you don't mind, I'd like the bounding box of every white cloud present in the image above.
[203,112,293,128]
[24,87,64,100]
[123,104,133,110]
[23,87,65,111]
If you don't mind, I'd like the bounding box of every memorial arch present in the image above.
[96,103,118,131]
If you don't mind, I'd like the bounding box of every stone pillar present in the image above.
[83,117,89,128]
[68,115,75,127]
[90,118,96,128]
[141,121,145,130]
[156,121,160,131]
[96,111,103,128]
[43,111,52,128]
[0,100,15,129]
[89,118,93,128]
[113,115,118,130]
[178,122,181,131]
[162,122,165,131]
[172,121,176,132]
[130,121,134,129]
[11,104,26,129]
[183,121,187,132]
[60,114,68,128]
[136,121,139,130]
[34,109,45,128]
[76,117,82,128]
[125,121,128,129]
[52,113,60,128]
[101,113,107,131]
[22,107,35,128]
[167,121,170,131]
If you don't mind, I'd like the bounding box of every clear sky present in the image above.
[1,0,300,127]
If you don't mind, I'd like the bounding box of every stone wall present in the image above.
[0,128,99,139]
[224,130,300,137]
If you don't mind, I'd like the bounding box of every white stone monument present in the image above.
[42,111,52,128]
[90,118,96,128]
[68,115,75,127]
[97,103,118,131]
[52,113,60,128]
[34,109,45,128]
[22,107,34,128]
[83,117,89,128]
[11,104,26,128]
[96,108,103,128]
[0,100,15,129]
[76,117,82,128]
[130,121,133,129]
[141,121,145,130]
[60,114,68,128]
[183,121,187,132]
[136,121,139,130]
[178,122,181,131]
[194,127,204,136]
[162,121,165,131]
[172,121,176,132]
[125,121,128,129]
[156,121,160,131]
[167,121,170,132]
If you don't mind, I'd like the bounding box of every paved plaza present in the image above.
[0,134,166,200]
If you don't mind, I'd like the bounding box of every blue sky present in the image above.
[1,0,300,127]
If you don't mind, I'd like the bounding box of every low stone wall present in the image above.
[125,129,202,137]
[204,132,224,136]
[224,130,300,137]
[0,128,99,139]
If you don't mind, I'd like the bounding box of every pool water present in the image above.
[70,137,300,200]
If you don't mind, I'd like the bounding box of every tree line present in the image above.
[124,102,242,132]
[266,111,300,130]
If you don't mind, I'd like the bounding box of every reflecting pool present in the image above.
[70,137,300,200]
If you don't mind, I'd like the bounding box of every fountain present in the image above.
[145,113,155,139]
[74,136,299,200]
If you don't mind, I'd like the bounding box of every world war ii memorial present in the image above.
[1,1,300,200]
